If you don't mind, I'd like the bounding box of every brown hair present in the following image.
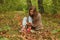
[29,6,38,17]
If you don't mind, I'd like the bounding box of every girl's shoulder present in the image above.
[23,16,27,20]
[38,12,41,17]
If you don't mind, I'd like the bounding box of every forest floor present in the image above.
[0,11,60,40]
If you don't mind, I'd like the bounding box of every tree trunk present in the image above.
[26,0,32,9]
[38,0,44,13]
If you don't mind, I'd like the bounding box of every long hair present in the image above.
[29,6,38,17]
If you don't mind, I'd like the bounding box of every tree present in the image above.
[26,0,32,9]
[52,0,57,14]
[38,0,44,13]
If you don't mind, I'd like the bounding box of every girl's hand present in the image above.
[26,22,32,26]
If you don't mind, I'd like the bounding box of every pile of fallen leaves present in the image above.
[0,11,60,40]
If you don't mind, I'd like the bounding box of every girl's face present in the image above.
[30,10,34,16]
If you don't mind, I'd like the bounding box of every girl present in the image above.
[21,6,43,32]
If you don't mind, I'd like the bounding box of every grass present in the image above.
[0,11,60,40]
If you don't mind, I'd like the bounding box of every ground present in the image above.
[0,11,60,40]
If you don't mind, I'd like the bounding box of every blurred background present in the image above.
[0,0,60,40]
[0,0,60,13]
